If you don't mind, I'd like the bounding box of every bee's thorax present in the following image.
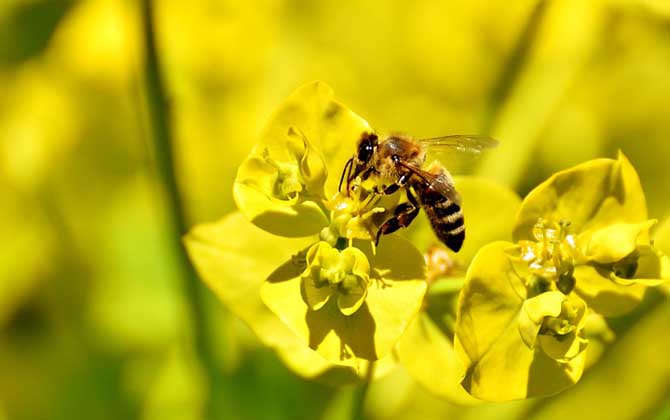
[373,135,425,182]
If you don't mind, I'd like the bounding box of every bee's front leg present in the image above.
[338,158,354,193]
[347,166,377,194]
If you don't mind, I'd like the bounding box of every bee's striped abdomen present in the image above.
[418,187,465,252]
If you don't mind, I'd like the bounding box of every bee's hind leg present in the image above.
[375,188,420,245]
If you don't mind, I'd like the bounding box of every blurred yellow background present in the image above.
[1,0,668,419]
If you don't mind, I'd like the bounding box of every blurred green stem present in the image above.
[352,362,375,420]
[480,0,548,135]
[140,0,222,417]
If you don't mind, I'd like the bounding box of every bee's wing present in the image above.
[418,135,499,153]
[398,161,461,203]
[424,170,461,203]
[418,135,498,173]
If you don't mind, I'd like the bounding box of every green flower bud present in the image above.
[518,281,589,361]
[261,235,426,364]
[540,297,584,337]
[301,242,371,316]
[557,270,576,294]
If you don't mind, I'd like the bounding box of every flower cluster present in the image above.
[185,82,426,380]
[185,82,668,399]
[455,152,669,401]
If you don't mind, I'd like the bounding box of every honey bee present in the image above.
[339,132,498,252]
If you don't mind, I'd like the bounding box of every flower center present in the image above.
[315,253,366,292]
[520,218,581,295]
[301,241,372,315]
[540,298,581,337]
[320,179,395,244]
[262,148,304,201]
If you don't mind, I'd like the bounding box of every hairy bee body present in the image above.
[372,135,425,179]
[341,132,496,252]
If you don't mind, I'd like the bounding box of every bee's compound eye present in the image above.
[357,136,375,162]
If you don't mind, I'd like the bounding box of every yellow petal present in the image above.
[456,242,586,401]
[304,279,333,311]
[518,291,565,349]
[573,264,646,317]
[538,333,588,362]
[184,212,368,383]
[233,82,371,237]
[396,312,480,405]
[514,152,648,242]
[581,220,656,263]
[233,180,328,237]
[337,287,368,316]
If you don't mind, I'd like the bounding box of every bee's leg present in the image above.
[347,166,375,193]
[375,188,420,245]
[375,172,411,195]
[405,186,419,207]
[338,158,353,193]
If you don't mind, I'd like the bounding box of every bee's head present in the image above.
[356,132,378,164]
[340,132,379,194]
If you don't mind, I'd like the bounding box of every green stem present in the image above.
[352,362,375,420]
[139,0,222,417]
[428,277,465,295]
[480,0,549,135]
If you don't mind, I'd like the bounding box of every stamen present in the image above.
[523,218,582,290]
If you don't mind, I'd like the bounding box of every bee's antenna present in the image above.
[339,158,354,193]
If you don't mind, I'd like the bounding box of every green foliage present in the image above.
[0,0,74,66]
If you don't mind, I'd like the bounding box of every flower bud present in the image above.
[301,242,371,316]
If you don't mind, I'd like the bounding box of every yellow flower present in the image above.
[186,82,426,376]
[301,242,371,316]
[455,153,669,401]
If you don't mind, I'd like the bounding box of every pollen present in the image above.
[326,182,395,243]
